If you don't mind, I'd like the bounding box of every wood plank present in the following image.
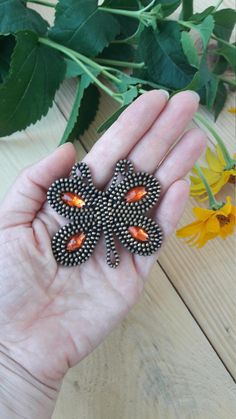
[55,76,236,377]
[52,266,236,419]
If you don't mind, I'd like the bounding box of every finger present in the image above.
[128,90,200,171]
[135,179,190,278]
[156,127,207,195]
[83,90,169,187]
[0,143,76,227]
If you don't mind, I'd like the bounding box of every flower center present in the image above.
[228,174,235,184]
[216,214,231,226]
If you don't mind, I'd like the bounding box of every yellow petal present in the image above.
[206,216,220,233]
[198,232,218,247]
[216,144,226,166]
[219,221,235,238]
[206,147,223,172]
[220,196,232,216]
[176,221,202,238]
[193,207,213,221]
[228,107,236,114]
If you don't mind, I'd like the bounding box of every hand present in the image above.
[0,91,206,407]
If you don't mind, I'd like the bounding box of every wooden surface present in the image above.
[0,1,236,418]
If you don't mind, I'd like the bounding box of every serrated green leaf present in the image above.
[0,0,48,35]
[0,35,15,82]
[189,6,214,23]
[69,84,100,141]
[0,31,66,137]
[181,31,199,68]
[135,23,195,89]
[213,9,236,41]
[216,43,236,72]
[213,81,227,120]
[97,105,128,133]
[60,77,100,143]
[50,0,121,56]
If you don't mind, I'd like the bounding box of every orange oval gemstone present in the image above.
[125,186,147,203]
[128,226,149,242]
[66,232,86,252]
[61,192,85,208]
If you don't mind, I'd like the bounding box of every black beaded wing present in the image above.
[47,159,163,268]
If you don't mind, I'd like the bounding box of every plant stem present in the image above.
[99,0,155,18]
[181,0,193,21]
[194,112,236,170]
[212,35,236,50]
[214,0,224,11]
[38,37,123,104]
[95,58,145,69]
[219,76,236,87]
[194,163,223,210]
[28,0,55,7]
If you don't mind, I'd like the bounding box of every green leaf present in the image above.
[0,31,66,137]
[102,0,139,40]
[60,79,100,144]
[181,31,199,68]
[189,6,214,23]
[213,9,236,41]
[70,84,100,141]
[216,43,236,72]
[135,23,195,90]
[115,73,169,92]
[97,105,128,133]
[0,0,48,35]
[98,43,135,62]
[197,54,219,108]
[185,15,215,50]
[213,81,227,120]
[64,59,100,79]
[0,35,15,82]
[181,0,193,21]
[50,0,121,56]
[213,54,228,75]
[119,86,138,105]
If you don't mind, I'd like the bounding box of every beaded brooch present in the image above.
[47,159,163,268]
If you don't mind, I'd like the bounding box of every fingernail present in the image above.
[185,90,200,102]
[158,89,170,100]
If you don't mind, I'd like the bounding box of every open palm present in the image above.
[0,91,206,388]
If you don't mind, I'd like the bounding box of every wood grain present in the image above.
[0,1,235,418]
[52,267,236,419]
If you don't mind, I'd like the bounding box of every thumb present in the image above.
[0,143,76,227]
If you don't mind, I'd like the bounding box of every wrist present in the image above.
[0,347,59,419]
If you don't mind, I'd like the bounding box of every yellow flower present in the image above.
[176,197,236,247]
[228,107,236,114]
[190,145,236,199]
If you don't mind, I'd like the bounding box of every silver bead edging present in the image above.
[47,159,163,268]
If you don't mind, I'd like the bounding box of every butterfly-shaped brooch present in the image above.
[47,159,163,268]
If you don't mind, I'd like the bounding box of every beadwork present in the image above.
[47,159,163,268]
